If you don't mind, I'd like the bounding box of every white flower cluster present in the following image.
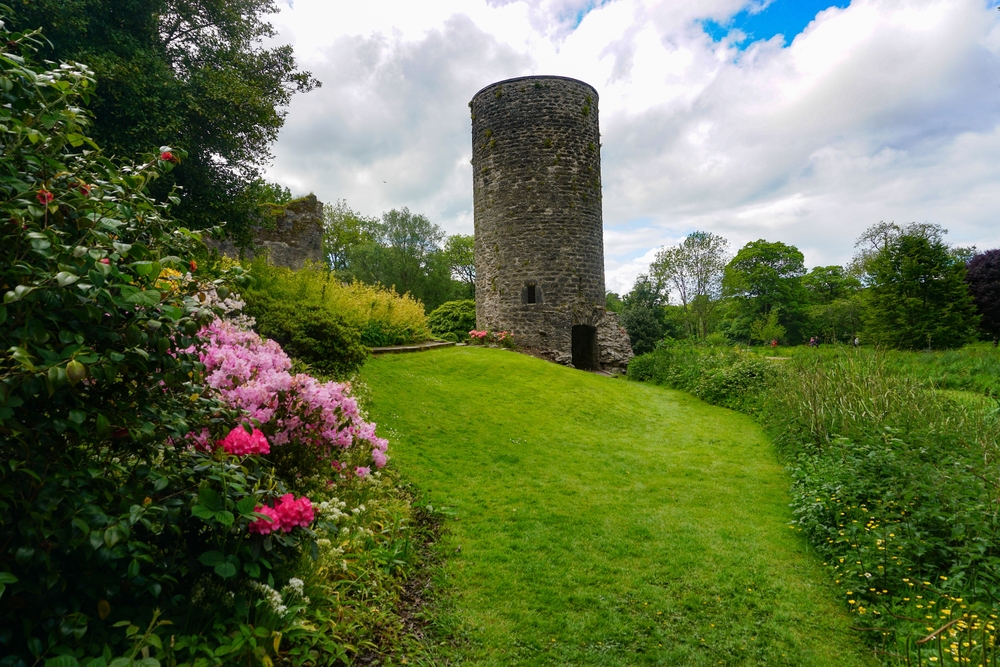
[190,276,256,329]
[249,580,288,616]
[316,498,348,522]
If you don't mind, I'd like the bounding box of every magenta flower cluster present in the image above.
[196,319,389,468]
[219,426,270,456]
[248,494,315,535]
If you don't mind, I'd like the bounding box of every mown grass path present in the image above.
[360,347,875,666]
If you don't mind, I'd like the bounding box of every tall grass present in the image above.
[630,344,1000,665]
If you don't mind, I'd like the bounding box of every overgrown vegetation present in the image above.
[629,342,1000,664]
[0,23,432,666]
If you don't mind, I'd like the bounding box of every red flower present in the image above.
[78,183,91,196]
[36,189,54,205]
[99,258,110,265]
[189,260,198,272]
[160,151,176,163]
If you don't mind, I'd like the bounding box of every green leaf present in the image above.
[8,346,35,371]
[213,510,235,526]
[197,487,223,511]
[214,561,237,579]
[68,410,86,424]
[44,656,80,667]
[0,572,19,584]
[236,496,257,516]
[198,551,225,567]
[125,290,161,307]
[56,271,79,287]
[127,558,140,579]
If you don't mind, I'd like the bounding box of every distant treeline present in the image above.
[608,223,1000,352]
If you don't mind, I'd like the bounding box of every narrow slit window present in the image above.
[525,282,537,304]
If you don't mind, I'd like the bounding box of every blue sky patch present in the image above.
[703,0,851,49]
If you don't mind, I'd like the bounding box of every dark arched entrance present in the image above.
[571,325,598,370]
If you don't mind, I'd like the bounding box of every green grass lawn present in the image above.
[360,347,876,666]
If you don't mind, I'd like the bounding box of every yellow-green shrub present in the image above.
[245,261,431,347]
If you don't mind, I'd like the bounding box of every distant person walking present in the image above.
[853,337,860,348]
[771,339,778,348]
[809,337,817,347]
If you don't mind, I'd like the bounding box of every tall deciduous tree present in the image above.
[649,231,729,338]
[966,249,1000,346]
[346,208,453,312]
[444,234,475,299]
[723,239,808,343]
[10,0,318,246]
[862,224,979,350]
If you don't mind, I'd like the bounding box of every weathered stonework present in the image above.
[207,194,323,269]
[470,75,632,371]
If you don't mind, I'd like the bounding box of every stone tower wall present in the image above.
[206,194,323,270]
[471,76,610,364]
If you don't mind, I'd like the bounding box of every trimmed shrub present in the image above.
[243,261,431,348]
[427,299,476,341]
[244,294,368,377]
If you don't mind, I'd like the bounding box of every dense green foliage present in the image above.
[0,29,299,663]
[9,0,317,246]
[322,202,473,312]
[620,223,988,353]
[426,299,476,342]
[863,227,978,350]
[245,295,368,377]
[362,347,875,666]
[629,343,1000,662]
[0,28,438,666]
[242,260,431,354]
[966,249,1000,346]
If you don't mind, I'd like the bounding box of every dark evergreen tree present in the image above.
[864,230,979,350]
[966,249,1000,346]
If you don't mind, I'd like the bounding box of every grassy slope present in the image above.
[361,347,875,666]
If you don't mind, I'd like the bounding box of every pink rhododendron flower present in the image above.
[248,505,280,534]
[193,319,389,471]
[355,466,370,478]
[219,426,270,456]
[273,494,314,530]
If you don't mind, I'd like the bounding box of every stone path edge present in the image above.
[370,341,457,355]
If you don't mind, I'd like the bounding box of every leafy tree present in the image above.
[723,239,807,343]
[649,231,729,338]
[605,291,624,313]
[802,265,861,304]
[347,208,453,312]
[807,297,864,344]
[10,0,318,246]
[444,234,475,300]
[965,249,1000,346]
[863,225,979,350]
[620,307,662,355]
[619,274,668,354]
[750,310,786,345]
[323,199,375,275]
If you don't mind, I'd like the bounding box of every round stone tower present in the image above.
[471,75,630,370]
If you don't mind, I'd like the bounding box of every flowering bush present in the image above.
[468,329,516,349]
[195,318,389,487]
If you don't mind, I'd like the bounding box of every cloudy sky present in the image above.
[266,0,1000,293]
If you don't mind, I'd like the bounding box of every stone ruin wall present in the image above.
[470,75,632,372]
[206,194,323,270]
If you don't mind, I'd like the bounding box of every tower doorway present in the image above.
[571,325,598,370]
